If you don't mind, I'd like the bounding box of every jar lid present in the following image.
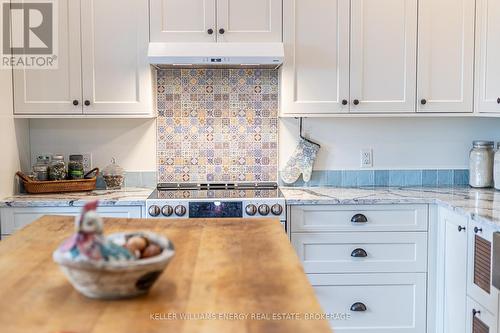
[473,141,494,148]
[103,158,124,176]
[52,154,64,161]
[69,154,83,161]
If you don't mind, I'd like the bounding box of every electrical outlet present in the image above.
[360,149,373,168]
[82,153,92,171]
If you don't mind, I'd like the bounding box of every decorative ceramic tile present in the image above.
[156,69,279,183]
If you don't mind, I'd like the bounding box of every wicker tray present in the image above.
[16,168,99,194]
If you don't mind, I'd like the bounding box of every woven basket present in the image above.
[53,232,175,299]
[16,168,99,194]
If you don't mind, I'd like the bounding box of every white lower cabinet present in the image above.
[466,297,498,333]
[309,273,427,333]
[439,207,468,333]
[0,206,143,238]
[290,204,428,333]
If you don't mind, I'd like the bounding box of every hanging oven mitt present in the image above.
[281,138,320,184]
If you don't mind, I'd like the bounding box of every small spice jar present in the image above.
[469,141,495,188]
[494,143,500,190]
[68,155,85,180]
[32,155,50,181]
[103,158,124,190]
[49,154,67,181]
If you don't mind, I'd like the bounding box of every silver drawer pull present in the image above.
[351,248,368,258]
[351,214,368,224]
[350,302,367,312]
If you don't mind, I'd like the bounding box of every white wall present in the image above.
[29,119,156,172]
[28,116,500,177]
[0,70,30,198]
[279,117,500,170]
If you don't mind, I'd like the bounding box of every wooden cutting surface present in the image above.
[0,216,331,333]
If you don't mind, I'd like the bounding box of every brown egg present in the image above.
[141,244,162,259]
[126,236,148,251]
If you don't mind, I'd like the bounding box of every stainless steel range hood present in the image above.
[148,42,284,69]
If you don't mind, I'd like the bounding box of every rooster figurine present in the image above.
[59,200,134,262]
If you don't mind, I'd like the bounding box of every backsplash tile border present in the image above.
[280,169,471,187]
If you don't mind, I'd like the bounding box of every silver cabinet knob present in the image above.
[162,205,173,217]
[245,204,257,216]
[174,205,187,217]
[148,205,161,217]
[258,204,270,216]
[271,204,283,216]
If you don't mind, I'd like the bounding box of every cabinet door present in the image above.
[150,0,216,42]
[281,0,349,115]
[350,0,417,113]
[12,0,82,115]
[80,0,152,115]
[216,0,282,42]
[475,0,500,113]
[417,0,475,113]
[466,298,497,333]
[441,209,468,333]
[467,220,499,314]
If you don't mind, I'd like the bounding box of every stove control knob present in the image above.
[148,205,161,217]
[175,205,187,217]
[245,204,258,216]
[271,204,283,216]
[258,204,270,216]
[162,205,173,217]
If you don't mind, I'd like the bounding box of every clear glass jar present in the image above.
[32,155,50,181]
[494,143,500,190]
[103,158,124,190]
[49,154,67,181]
[68,155,84,180]
[469,141,494,188]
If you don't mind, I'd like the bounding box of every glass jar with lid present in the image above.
[494,143,500,190]
[33,155,50,181]
[68,155,84,180]
[103,158,124,190]
[469,141,495,188]
[49,154,67,181]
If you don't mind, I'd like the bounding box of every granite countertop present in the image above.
[0,187,153,208]
[280,186,500,228]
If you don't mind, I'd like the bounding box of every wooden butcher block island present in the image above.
[0,216,331,333]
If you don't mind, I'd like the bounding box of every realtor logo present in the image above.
[1,0,58,68]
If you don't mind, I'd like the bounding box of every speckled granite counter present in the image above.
[0,187,153,208]
[280,186,500,228]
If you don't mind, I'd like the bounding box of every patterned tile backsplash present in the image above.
[156,69,279,183]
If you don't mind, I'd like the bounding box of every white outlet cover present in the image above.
[81,153,92,171]
[360,149,373,168]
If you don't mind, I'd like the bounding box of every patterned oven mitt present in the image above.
[281,137,320,184]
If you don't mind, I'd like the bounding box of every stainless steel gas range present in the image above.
[146,182,286,230]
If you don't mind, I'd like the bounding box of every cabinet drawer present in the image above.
[293,232,427,273]
[309,273,426,333]
[0,206,143,235]
[468,220,499,314]
[290,204,428,232]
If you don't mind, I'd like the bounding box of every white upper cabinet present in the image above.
[216,0,282,42]
[475,0,500,113]
[281,0,349,115]
[150,0,217,43]
[81,0,152,115]
[417,0,475,113]
[13,0,152,117]
[150,0,282,43]
[13,0,82,115]
[350,0,417,113]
